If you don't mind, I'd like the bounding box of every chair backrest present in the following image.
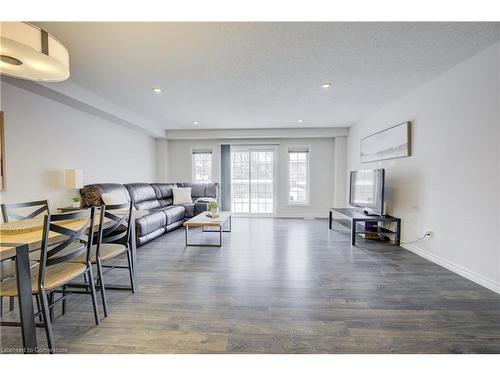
[38,208,96,288]
[1,200,50,223]
[95,201,133,251]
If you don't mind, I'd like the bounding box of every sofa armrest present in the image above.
[194,202,209,216]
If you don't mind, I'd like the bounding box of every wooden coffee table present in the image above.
[183,211,232,247]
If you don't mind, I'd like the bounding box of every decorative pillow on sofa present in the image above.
[102,191,129,205]
[173,187,192,205]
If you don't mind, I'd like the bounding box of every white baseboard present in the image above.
[402,243,500,294]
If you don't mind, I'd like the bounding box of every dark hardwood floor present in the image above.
[1,217,500,353]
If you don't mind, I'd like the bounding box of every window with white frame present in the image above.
[288,147,309,204]
[192,150,212,183]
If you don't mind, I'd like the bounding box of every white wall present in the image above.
[166,137,338,218]
[498,42,500,284]
[155,138,169,182]
[347,43,500,293]
[333,137,347,207]
[0,81,156,209]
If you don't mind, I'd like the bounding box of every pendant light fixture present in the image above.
[0,22,70,82]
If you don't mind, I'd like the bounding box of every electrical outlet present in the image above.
[424,229,433,238]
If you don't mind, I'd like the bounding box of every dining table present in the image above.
[0,208,143,353]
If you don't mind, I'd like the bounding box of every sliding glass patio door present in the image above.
[230,146,276,215]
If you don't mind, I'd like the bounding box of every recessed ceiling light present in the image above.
[321,82,332,89]
[152,87,162,93]
[193,121,199,125]
[297,119,303,123]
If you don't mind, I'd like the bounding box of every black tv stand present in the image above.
[329,208,401,246]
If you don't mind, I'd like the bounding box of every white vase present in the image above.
[72,201,80,208]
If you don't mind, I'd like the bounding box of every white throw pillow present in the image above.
[101,191,128,205]
[173,187,192,204]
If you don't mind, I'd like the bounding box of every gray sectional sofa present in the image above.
[80,182,219,246]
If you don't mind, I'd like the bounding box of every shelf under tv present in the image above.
[329,208,401,246]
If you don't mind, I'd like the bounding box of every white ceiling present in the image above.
[35,22,500,131]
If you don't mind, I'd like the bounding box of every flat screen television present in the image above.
[349,169,385,216]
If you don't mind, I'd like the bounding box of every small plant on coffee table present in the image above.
[208,201,219,212]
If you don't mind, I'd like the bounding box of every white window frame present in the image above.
[191,148,213,183]
[287,146,310,206]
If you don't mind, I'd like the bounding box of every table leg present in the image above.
[129,220,137,282]
[395,219,401,246]
[185,225,224,247]
[15,244,37,353]
[329,210,333,229]
[351,219,357,246]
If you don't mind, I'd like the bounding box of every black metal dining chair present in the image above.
[1,200,50,223]
[66,201,135,318]
[0,200,49,317]
[0,208,100,353]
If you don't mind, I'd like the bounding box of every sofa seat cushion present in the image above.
[160,205,186,225]
[135,211,167,238]
[135,200,162,211]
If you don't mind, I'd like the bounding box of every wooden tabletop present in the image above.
[0,216,98,261]
[183,211,231,228]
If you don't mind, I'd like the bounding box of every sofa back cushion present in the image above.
[189,183,206,199]
[151,183,175,206]
[102,191,129,205]
[124,183,161,210]
[204,183,219,199]
[81,183,130,207]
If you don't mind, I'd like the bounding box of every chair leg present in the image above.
[87,266,100,326]
[126,248,136,293]
[128,245,135,271]
[49,292,55,321]
[62,285,67,316]
[39,290,55,353]
[35,294,43,322]
[96,259,108,318]
[0,297,3,318]
[9,296,14,312]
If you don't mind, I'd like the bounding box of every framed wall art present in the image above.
[360,121,411,163]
